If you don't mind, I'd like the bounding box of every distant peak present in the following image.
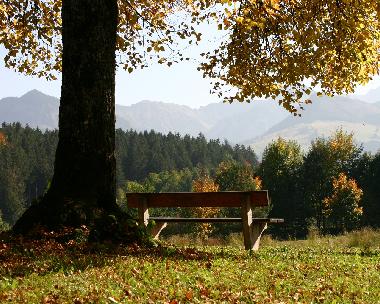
[19,90,59,103]
[21,89,45,98]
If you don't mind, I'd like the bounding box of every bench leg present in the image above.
[151,222,168,240]
[241,195,254,250]
[138,197,149,226]
[252,222,267,251]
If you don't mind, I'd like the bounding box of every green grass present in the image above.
[1,229,380,303]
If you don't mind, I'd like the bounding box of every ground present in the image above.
[1,229,380,303]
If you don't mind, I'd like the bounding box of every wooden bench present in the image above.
[126,191,283,251]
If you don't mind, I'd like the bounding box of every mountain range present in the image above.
[1,89,380,155]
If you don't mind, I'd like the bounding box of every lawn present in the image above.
[1,229,380,303]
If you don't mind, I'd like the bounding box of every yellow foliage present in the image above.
[192,176,219,193]
[0,132,7,146]
[253,176,262,190]
[0,0,199,78]
[2,1,379,110]
[323,173,363,214]
[200,0,380,112]
[322,173,363,232]
[191,175,220,240]
[329,129,355,153]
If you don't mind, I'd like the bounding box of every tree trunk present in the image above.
[53,0,118,212]
[13,0,121,233]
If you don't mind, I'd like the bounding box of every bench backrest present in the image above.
[126,191,269,208]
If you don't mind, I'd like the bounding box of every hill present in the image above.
[356,86,380,103]
[245,95,380,154]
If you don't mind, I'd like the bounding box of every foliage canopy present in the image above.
[1,0,379,111]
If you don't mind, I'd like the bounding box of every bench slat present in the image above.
[149,217,284,223]
[126,191,269,208]
[150,217,242,223]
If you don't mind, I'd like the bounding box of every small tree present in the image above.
[322,173,363,234]
[302,129,362,232]
[215,160,260,192]
[260,138,304,238]
[191,175,220,240]
[214,160,263,236]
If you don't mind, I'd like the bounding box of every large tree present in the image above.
[1,0,379,235]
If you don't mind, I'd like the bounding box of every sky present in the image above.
[1,46,380,108]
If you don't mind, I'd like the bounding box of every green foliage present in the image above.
[1,123,380,237]
[358,153,380,228]
[0,210,10,232]
[260,138,303,183]
[302,130,363,232]
[116,130,258,182]
[125,181,151,193]
[213,160,262,236]
[259,138,305,238]
[0,124,257,227]
[123,168,195,195]
[215,159,259,191]
[0,123,57,225]
[144,169,195,193]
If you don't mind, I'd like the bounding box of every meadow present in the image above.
[1,228,380,303]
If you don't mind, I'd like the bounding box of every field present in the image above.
[1,229,380,303]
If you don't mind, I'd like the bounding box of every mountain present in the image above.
[0,90,59,130]
[0,90,288,143]
[357,86,380,103]
[116,101,209,137]
[2,89,380,155]
[115,100,288,141]
[267,95,380,132]
[244,95,380,155]
[204,101,288,142]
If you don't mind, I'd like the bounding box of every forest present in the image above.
[1,123,379,239]
[0,123,256,228]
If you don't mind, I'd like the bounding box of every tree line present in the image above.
[0,123,257,228]
[260,130,380,239]
[1,123,379,239]
[119,130,380,239]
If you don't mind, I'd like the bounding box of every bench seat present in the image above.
[126,191,283,251]
[150,217,284,223]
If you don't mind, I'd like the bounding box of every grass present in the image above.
[1,229,380,303]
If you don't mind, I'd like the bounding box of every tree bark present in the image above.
[53,0,118,210]
[13,0,121,233]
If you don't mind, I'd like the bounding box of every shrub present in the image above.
[323,173,363,234]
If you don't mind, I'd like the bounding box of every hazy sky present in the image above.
[1,47,379,108]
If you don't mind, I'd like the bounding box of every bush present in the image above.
[322,173,363,234]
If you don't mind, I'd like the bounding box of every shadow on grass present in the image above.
[0,230,244,279]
